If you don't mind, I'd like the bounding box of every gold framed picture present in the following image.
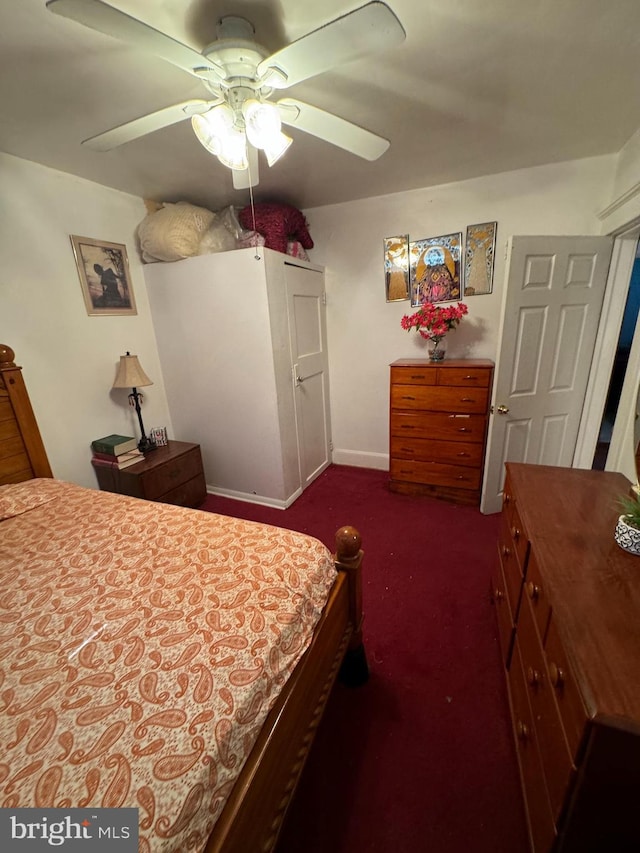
[71,235,137,316]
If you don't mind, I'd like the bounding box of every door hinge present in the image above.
[322,292,327,305]
[329,440,334,451]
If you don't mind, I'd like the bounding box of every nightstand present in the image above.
[92,440,207,508]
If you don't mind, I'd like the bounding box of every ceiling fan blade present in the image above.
[257,1,405,89]
[46,0,226,80]
[82,100,218,151]
[232,145,260,190]
[278,98,389,161]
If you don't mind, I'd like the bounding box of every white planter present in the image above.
[614,515,640,555]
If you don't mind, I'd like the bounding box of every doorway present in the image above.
[593,246,640,469]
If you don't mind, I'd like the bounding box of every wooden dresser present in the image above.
[92,440,206,508]
[389,358,493,504]
[492,462,640,853]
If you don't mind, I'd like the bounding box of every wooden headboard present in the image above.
[0,344,52,484]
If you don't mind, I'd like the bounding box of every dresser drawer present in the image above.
[390,411,487,442]
[498,512,523,621]
[518,597,575,822]
[492,552,515,667]
[390,436,482,468]
[543,618,586,761]
[390,458,481,490]
[509,502,529,571]
[390,366,437,386]
[391,384,489,414]
[436,367,492,387]
[509,636,557,853]
[523,550,551,644]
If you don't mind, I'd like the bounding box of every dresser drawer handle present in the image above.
[511,526,521,540]
[504,494,512,505]
[494,588,504,602]
[410,374,427,380]
[402,395,416,402]
[458,427,471,433]
[526,582,541,601]
[549,662,565,689]
[400,447,415,454]
[516,720,529,741]
[502,545,511,558]
[457,452,470,457]
[460,397,475,403]
[526,667,540,688]
[463,375,475,381]
[400,425,415,430]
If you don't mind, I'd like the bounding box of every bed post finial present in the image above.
[334,525,368,686]
[0,344,16,368]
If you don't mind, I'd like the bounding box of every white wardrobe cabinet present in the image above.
[144,248,331,508]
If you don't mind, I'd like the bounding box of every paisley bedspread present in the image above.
[0,479,337,851]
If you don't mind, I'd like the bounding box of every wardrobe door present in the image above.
[285,262,331,490]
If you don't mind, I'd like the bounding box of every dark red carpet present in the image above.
[200,465,529,853]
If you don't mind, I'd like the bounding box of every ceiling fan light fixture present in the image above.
[243,100,283,149]
[263,131,293,167]
[216,126,249,171]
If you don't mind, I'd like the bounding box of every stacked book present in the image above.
[91,434,143,470]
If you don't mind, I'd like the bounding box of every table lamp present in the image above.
[113,351,157,453]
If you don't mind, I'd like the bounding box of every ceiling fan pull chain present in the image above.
[248,180,260,261]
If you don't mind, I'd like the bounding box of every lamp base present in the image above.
[138,436,157,454]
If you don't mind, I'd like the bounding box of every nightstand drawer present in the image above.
[159,472,207,508]
[141,446,202,496]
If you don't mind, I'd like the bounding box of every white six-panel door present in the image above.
[481,235,613,514]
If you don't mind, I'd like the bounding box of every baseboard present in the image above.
[205,485,302,510]
[331,449,389,470]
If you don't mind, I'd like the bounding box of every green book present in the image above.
[91,434,137,456]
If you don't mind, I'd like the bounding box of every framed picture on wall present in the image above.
[384,235,410,301]
[463,222,497,296]
[409,232,462,306]
[70,235,137,316]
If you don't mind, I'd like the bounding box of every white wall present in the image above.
[1,152,172,488]
[304,155,616,468]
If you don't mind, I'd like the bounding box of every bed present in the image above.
[0,344,367,852]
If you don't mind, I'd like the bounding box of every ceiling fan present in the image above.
[46,0,406,190]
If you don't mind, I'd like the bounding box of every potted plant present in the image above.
[400,302,468,361]
[614,492,640,555]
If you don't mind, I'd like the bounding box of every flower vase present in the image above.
[427,336,447,362]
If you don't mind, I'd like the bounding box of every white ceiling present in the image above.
[2,0,640,213]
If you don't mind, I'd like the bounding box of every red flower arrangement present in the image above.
[401,301,468,342]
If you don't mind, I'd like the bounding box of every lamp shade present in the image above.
[113,353,153,389]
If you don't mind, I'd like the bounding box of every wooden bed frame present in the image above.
[0,343,367,853]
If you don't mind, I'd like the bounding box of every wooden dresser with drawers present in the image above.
[389,358,493,505]
[492,462,640,853]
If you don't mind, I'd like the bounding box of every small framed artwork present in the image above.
[464,222,497,296]
[384,235,410,302]
[409,232,462,306]
[71,235,137,316]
